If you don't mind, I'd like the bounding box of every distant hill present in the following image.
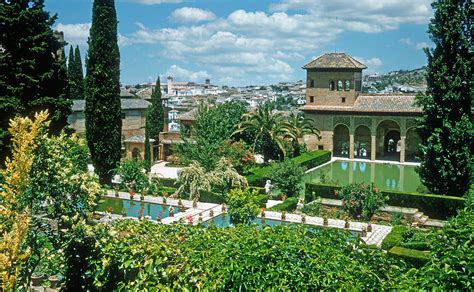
[364,67,427,93]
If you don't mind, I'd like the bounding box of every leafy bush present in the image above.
[246,150,330,187]
[269,197,298,212]
[306,183,465,220]
[114,159,148,192]
[80,220,408,290]
[302,201,321,217]
[269,159,305,197]
[388,246,430,267]
[226,188,261,225]
[382,226,407,250]
[337,183,387,220]
[401,242,429,251]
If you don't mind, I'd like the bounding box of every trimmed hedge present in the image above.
[199,190,226,204]
[402,241,429,251]
[160,178,177,187]
[388,246,430,267]
[247,150,331,187]
[269,197,298,212]
[305,183,465,220]
[381,226,407,250]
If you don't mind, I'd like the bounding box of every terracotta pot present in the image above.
[48,275,60,288]
[31,273,44,286]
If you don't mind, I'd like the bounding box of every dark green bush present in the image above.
[255,194,269,208]
[305,183,465,220]
[302,201,321,217]
[388,246,430,267]
[382,226,407,250]
[160,178,177,187]
[269,159,305,197]
[199,190,226,204]
[269,197,298,212]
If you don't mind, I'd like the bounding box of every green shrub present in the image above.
[270,159,306,197]
[160,178,177,187]
[255,194,269,208]
[114,159,149,191]
[227,188,261,225]
[337,183,387,220]
[302,201,321,217]
[305,183,465,220]
[382,226,407,250]
[388,246,430,267]
[269,197,298,212]
[246,150,330,187]
[401,241,429,251]
[199,190,226,204]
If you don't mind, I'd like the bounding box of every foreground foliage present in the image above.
[78,220,407,290]
[337,183,387,220]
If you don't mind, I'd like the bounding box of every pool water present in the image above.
[97,197,181,219]
[204,214,291,228]
[304,160,423,193]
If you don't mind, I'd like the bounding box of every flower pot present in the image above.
[48,275,60,288]
[31,273,44,286]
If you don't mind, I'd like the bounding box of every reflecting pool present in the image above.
[203,214,288,228]
[97,197,181,219]
[304,160,423,193]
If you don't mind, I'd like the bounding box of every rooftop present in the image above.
[72,98,151,112]
[178,108,198,121]
[300,94,422,114]
[303,53,367,70]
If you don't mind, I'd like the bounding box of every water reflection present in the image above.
[306,161,421,193]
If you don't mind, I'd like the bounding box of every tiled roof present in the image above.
[72,99,151,112]
[178,108,198,121]
[300,94,422,114]
[303,53,367,69]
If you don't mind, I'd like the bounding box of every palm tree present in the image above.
[283,112,320,157]
[233,103,286,162]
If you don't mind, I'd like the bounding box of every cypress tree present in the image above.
[85,0,122,184]
[0,0,71,162]
[146,77,165,159]
[416,0,473,196]
[67,45,75,82]
[74,45,84,99]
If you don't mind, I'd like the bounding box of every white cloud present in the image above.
[354,56,383,73]
[55,23,91,46]
[125,0,184,4]
[399,38,413,45]
[166,65,210,82]
[415,42,428,50]
[170,7,216,23]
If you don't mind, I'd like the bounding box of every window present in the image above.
[345,80,350,91]
[309,79,314,88]
[309,96,314,103]
[355,80,362,91]
[329,81,335,91]
[341,97,346,103]
[337,80,343,91]
[318,145,324,150]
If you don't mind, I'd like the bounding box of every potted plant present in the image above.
[169,206,175,217]
[261,208,266,217]
[361,226,367,237]
[31,273,44,286]
[281,211,286,221]
[140,187,147,200]
[367,223,372,232]
[48,275,60,288]
[163,196,167,204]
[301,214,306,223]
[209,209,214,217]
[129,189,135,200]
[344,217,350,229]
[156,215,162,223]
[221,204,226,212]
[114,186,119,197]
[193,200,198,208]
[198,213,203,224]
[323,216,328,226]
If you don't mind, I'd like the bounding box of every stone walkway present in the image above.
[150,161,181,179]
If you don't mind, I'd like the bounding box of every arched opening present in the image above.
[376,120,401,161]
[132,147,141,160]
[337,80,343,91]
[345,80,350,91]
[333,124,349,158]
[329,81,335,91]
[354,125,371,159]
[406,127,421,162]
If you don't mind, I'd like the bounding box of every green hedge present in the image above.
[388,246,430,267]
[305,183,465,220]
[401,241,429,251]
[247,150,331,187]
[269,197,298,212]
[199,190,226,204]
[160,178,177,187]
[382,226,407,250]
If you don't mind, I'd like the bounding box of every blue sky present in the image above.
[45,0,433,86]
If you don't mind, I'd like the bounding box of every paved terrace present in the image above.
[103,191,393,246]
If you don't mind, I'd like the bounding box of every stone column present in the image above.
[371,135,376,161]
[400,136,406,163]
[349,134,354,159]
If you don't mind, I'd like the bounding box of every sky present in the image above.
[45,0,433,86]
